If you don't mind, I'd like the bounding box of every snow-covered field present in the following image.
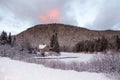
[0,57,110,80]
[59,52,95,62]
[35,52,95,63]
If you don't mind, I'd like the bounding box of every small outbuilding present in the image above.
[37,44,60,56]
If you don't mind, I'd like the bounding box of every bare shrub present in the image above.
[20,57,87,72]
[88,53,120,73]
[10,51,120,78]
[66,62,86,71]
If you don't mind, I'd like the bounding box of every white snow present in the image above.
[59,52,95,62]
[0,57,110,80]
[39,44,46,49]
[35,52,95,63]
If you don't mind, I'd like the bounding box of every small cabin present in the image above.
[37,44,59,56]
[39,44,47,51]
[37,44,49,56]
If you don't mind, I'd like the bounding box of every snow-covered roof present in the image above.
[39,44,47,49]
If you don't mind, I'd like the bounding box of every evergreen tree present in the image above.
[115,35,120,51]
[7,32,12,45]
[100,36,108,52]
[50,33,60,53]
[88,41,95,52]
[74,42,80,52]
[0,31,7,45]
[95,38,101,52]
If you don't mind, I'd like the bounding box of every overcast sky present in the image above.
[0,0,120,34]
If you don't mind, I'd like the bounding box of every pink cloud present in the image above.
[39,8,60,23]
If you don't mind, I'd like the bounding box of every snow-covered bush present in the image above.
[10,51,120,76]
[88,53,120,73]
[19,53,120,74]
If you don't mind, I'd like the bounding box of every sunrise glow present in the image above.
[39,8,60,23]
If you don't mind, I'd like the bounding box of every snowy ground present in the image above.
[0,57,110,80]
[34,52,95,63]
[59,52,95,62]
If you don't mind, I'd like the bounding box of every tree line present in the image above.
[74,35,120,52]
[0,31,15,46]
[1,30,120,53]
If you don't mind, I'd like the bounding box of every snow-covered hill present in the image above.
[0,57,110,80]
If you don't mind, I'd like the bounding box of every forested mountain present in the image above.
[15,23,120,52]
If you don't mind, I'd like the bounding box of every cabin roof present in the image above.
[39,44,47,49]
